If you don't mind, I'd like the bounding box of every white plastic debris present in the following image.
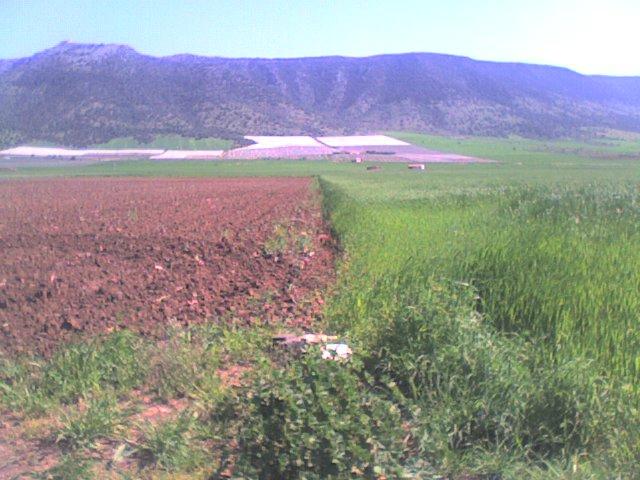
[321,343,353,361]
[272,333,352,361]
[272,333,337,347]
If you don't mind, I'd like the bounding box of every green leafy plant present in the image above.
[235,354,408,479]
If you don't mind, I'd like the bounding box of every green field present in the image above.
[2,133,639,478]
[391,129,640,162]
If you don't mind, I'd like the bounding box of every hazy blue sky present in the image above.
[1,0,638,75]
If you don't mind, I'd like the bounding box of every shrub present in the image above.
[235,354,408,479]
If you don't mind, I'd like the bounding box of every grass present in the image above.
[389,130,640,163]
[2,131,640,477]
[0,331,146,415]
[30,455,95,480]
[322,180,640,383]
[321,177,640,473]
[2,324,271,477]
[454,185,640,381]
[56,395,124,450]
[0,158,370,179]
[138,412,203,471]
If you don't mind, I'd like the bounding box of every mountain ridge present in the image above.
[1,42,639,146]
[26,42,639,74]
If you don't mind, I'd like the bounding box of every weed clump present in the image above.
[138,412,204,471]
[233,354,408,479]
[42,330,146,402]
[56,395,124,450]
[263,221,313,258]
[1,330,146,415]
[31,454,95,480]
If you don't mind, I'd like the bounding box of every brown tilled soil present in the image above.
[0,177,335,356]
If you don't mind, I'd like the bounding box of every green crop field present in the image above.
[1,133,639,478]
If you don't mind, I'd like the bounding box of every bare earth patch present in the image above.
[0,177,335,356]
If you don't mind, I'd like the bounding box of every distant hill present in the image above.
[1,42,640,146]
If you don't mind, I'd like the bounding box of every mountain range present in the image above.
[1,42,640,146]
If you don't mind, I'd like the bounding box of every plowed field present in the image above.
[0,178,334,355]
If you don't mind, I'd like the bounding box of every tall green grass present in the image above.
[322,177,640,382]
[320,175,640,474]
[451,185,640,383]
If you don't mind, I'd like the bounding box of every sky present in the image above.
[1,0,639,76]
